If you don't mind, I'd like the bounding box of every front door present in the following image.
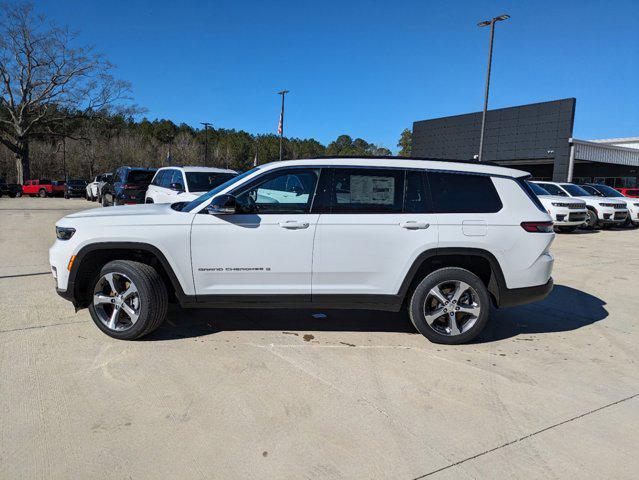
[190,167,321,300]
[312,168,439,297]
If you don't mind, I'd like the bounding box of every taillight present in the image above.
[521,221,554,233]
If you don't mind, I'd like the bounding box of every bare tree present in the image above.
[0,2,138,183]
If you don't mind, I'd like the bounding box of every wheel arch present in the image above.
[398,248,507,307]
[69,242,190,309]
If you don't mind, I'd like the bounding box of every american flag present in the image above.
[277,111,283,135]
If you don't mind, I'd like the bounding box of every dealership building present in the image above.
[412,98,639,187]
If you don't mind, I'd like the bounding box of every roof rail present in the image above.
[293,155,500,167]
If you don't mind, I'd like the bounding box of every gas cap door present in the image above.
[462,220,487,236]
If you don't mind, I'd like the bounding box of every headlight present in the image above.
[56,226,76,240]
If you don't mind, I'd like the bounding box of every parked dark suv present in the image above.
[101,167,157,206]
[0,178,22,198]
[64,179,87,199]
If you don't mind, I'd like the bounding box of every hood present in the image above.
[65,203,173,219]
[539,195,585,205]
[571,195,612,202]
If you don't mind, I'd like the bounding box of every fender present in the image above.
[66,241,193,308]
[397,247,508,306]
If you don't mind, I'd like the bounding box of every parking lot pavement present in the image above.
[1,197,638,479]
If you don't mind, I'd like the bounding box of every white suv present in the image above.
[534,181,629,229]
[50,158,555,344]
[527,182,587,232]
[145,166,237,204]
[580,184,639,227]
[85,173,112,202]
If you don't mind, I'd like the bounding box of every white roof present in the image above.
[158,166,237,174]
[588,137,639,144]
[257,157,531,178]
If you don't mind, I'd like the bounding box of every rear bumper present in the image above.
[498,278,553,308]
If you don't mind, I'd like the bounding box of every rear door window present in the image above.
[428,172,502,213]
[330,168,404,214]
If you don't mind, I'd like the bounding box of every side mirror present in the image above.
[171,182,184,192]
[206,194,237,215]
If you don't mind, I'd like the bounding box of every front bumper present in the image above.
[552,207,588,226]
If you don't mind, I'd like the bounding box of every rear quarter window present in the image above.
[428,172,502,214]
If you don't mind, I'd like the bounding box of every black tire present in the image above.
[145,198,154,204]
[408,267,490,345]
[557,226,577,233]
[15,190,22,198]
[583,209,598,230]
[39,188,47,198]
[88,260,168,340]
[64,193,69,199]
[101,195,109,207]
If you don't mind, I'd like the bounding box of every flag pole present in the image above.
[277,90,289,161]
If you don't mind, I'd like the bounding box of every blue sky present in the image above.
[36,0,639,151]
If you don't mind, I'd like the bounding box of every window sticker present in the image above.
[350,175,395,205]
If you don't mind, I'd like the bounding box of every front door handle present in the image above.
[400,221,430,230]
[278,220,310,229]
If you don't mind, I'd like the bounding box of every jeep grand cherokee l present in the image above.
[50,158,554,344]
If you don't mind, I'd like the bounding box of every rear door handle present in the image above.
[278,220,310,229]
[400,221,430,230]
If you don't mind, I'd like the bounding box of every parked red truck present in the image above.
[19,179,66,197]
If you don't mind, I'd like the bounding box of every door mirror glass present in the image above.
[171,182,184,192]
[206,194,237,215]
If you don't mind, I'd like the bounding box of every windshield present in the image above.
[126,170,155,184]
[561,184,591,197]
[592,185,623,197]
[182,168,260,212]
[186,172,237,192]
[528,182,550,196]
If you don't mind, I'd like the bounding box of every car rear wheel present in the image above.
[409,267,490,344]
[88,260,168,340]
[39,189,47,198]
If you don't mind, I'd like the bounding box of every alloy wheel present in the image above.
[423,280,481,336]
[93,272,140,331]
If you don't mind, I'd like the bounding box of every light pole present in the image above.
[277,90,289,161]
[477,14,509,162]
[200,122,212,164]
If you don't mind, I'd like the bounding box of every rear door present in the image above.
[311,167,438,298]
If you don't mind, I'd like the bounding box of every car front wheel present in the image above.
[409,267,490,344]
[39,189,47,198]
[583,210,598,229]
[88,260,168,340]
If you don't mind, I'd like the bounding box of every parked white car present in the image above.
[534,181,628,229]
[527,182,587,232]
[86,173,113,202]
[51,157,555,344]
[580,184,639,227]
[145,166,237,204]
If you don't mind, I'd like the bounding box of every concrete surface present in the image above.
[1,197,638,479]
